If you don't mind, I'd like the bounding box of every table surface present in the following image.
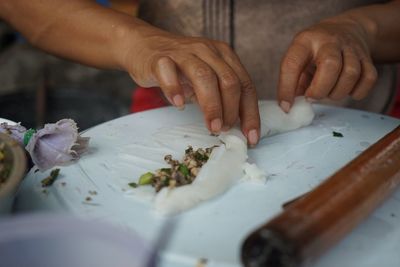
[13,103,400,267]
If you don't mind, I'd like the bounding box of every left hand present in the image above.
[278,17,378,112]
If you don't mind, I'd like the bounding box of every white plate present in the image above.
[0,118,16,125]
[15,103,400,267]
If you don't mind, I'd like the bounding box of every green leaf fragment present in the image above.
[178,164,190,177]
[332,131,344,137]
[138,172,154,185]
[128,182,138,188]
[159,168,172,175]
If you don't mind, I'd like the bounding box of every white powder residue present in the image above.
[241,162,267,183]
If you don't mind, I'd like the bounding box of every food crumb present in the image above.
[196,258,208,267]
[41,168,60,187]
[332,131,343,138]
[85,196,92,202]
[88,190,97,195]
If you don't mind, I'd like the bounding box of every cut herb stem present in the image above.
[41,168,60,187]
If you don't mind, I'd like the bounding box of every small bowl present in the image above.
[0,132,27,214]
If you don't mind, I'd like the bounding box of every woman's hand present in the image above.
[118,23,260,144]
[278,17,378,112]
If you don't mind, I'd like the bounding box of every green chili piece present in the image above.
[138,172,154,185]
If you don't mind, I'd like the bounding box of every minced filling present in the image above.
[130,145,217,192]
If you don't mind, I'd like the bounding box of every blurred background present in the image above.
[0,0,140,131]
[0,0,399,131]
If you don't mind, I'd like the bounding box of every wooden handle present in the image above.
[241,125,400,267]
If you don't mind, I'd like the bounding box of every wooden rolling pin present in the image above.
[241,125,400,267]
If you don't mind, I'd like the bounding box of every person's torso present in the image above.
[139,0,395,113]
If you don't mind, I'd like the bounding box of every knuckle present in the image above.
[344,66,360,78]
[320,56,341,70]
[192,41,212,52]
[220,72,240,91]
[281,54,303,72]
[203,103,221,118]
[216,41,231,51]
[293,30,312,44]
[240,79,257,96]
[193,65,215,81]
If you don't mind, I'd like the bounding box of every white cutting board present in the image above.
[14,103,400,267]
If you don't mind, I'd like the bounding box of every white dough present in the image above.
[242,162,267,183]
[146,97,314,215]
[154,133,248,215]
[259,97,315,138]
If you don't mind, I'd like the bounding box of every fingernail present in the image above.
[280,101,291,113]
[210,118,222,133]
[306,97,317,103]
[222,125,230,132]
[248,129,258,146]
[173,94,185,109]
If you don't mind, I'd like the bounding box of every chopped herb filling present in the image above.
[131,145,217,192]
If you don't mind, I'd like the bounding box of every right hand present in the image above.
[117,23,260,145]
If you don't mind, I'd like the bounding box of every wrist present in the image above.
[337,11,378,56]
[111,16,155,72]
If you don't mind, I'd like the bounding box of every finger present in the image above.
[216,42,260,146]
[295,69,313,96]
[351,59,377,100]
[174,55,223,133]
[197,51,241,130]
[153,56,185,109]
[329,48,361,101]
[175,72,197,102]
[278,42,312,112]
[305,44,342,100]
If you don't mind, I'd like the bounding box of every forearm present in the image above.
[336,0,400,62]
[0,0,262,141]
[0,0,147,69]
